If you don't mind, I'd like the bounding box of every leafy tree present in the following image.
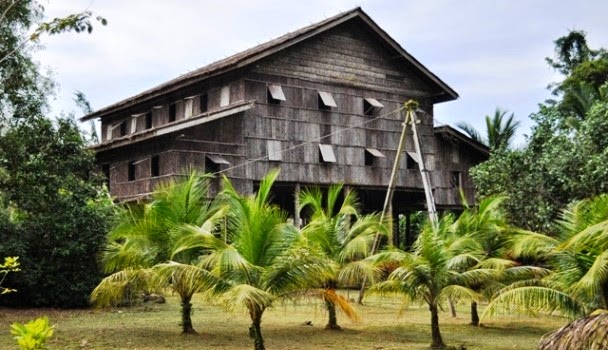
[545,30,601,76]
[181,170,334,350]
[298,184,384,329]
[456,107,520,150]
[92,172,225,333]
[372,215,496,349]
[472,31,608,231]
[1,0,106,121]
[473,90,608,232]
[0,117,112,307]
[483,194,608,320]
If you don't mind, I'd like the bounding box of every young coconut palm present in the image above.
[298,184,385,330]
[450,196,548,326]
[181,170,337,350]
[372,215,497,349]
[483,194,608,320]
[91,172,225,333]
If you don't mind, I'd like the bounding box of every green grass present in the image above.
[0,293,566,350]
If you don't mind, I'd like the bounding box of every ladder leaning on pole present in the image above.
[359,99,438,304]
[370,99,438,254]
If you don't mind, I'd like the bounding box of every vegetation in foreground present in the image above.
[0,294,566,350]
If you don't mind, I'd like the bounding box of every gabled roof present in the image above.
[434,125,490,156]
[82,7,458,121]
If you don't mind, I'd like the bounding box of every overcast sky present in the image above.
[35,1,608,146]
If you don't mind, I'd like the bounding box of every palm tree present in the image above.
[91,172,225,333]
[179,170,336,350]
[298,184,385,330]
[457,107,520,150]
[449,196,548,326]
[372,215,496,349]
[483,194,608,320]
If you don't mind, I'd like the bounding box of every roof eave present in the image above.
[81,7,458,121]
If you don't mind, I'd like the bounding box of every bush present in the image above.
[0,117,113,307]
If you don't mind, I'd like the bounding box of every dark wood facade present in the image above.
[83,8,488,222]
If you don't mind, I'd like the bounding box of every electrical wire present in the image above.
[214,105,406,175]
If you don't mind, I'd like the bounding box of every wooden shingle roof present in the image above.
[82,7,458,121]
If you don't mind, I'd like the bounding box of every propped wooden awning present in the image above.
[365,148,385,158]
[267,84,286,101]
[406,151,420,164]
[206,154,230,165]
[364,98,384,108]
[318,91,337,108]
[318,144,337,163]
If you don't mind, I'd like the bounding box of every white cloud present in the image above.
[31,0,608,142]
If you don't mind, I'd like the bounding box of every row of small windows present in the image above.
[116,154,231,183]
[268,141,420,169]
[106,83,384,141]
[267,84,384,116]
[104,147,424,187]
[106,89,218,141]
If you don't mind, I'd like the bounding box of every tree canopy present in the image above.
[472,30,608,232]
[0,1,110,307]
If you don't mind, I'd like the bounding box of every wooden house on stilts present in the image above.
[81,7,488,247]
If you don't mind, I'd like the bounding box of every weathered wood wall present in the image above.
[94,19,482,209]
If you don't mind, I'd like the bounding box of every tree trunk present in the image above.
[357,284,365,305]
[470,301,480,326]
[430,303,446,349]
[449,298,457,318]
[324,298,341,330]
[249,308,265,350]
[181,295,196,334]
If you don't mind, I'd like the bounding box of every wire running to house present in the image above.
[213,105,406,175]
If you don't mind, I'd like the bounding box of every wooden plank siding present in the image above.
[90,10,486,210]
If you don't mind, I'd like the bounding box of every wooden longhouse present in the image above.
[81,8,488,246]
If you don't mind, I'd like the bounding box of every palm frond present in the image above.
[91,268,153,307]
[338,259,381,286]
[455,121,486,145]
[322,289,361,323]
[151,261,226,298]
[219,284,275,313]
[482,286,586,320]
[438,285,484,304]
[571,249,608,304]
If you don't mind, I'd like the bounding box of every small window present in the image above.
[119,121,128,137]
[406,151,419,170]
[145,112,153,129]
[318,144,336,163]
[267,84,286,105]
[365,148,385,166]
[128,161,136,182]
[151,155,160,177]
[200,93,208,113]
[105,125,113,141]
[452,148,460,164]
[169,104,176,122]
[267,140,282,161]
[184,97,194,118]
[451,171,461,188]
[101,164,110,190]
[318,91,337,111]
[363,98,384,116]
[130,115,138,134]
[220,86,230,107]
[206,154,230,174]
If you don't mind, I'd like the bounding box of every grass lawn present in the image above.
[0,292,566,350]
